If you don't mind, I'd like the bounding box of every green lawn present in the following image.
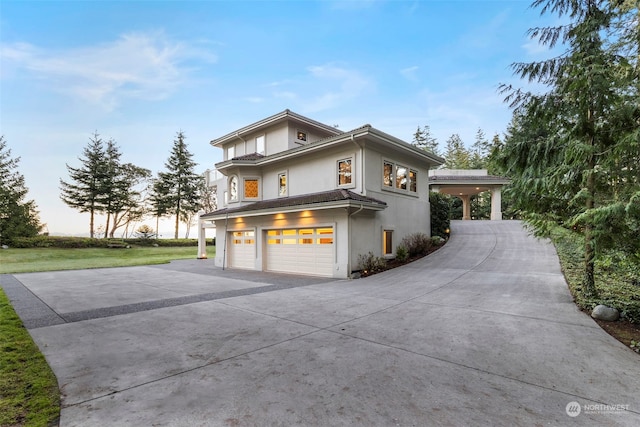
[0,246,215,274]
[0,289,60,427]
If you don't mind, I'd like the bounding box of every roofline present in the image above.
[214,125,444,172]
[201,199,386,221]
[210,109,343,147]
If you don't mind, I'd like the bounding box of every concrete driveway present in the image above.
[2,220,639,426]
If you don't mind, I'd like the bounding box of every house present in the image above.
[197,110,444,278]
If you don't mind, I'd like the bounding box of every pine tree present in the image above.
[155,131,204,239]
[412,125,439,155]
[60,133,106,238]
[0,136,42,244]
[443,134,471,169]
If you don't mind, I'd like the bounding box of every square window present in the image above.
[296,130,307,142]
[396,166,407,190]
[383,230,393,255]
[383,162,393,187]
[338,158,352,186]
[227,145,235,160]
[244,179,259,198]
[256,135,265,155]
[278,172,287,197]
[410,170,417,192]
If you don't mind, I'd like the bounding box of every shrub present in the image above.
[395,245,409,262]
[431,236,445,246]
[430,191,451,238]
[357,252,386,276]
[134,225,156,240]
[400,232,432,257]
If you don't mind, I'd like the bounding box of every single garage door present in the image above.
[228,230,255,270]
[265,227,334,277]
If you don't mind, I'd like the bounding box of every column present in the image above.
[491,187,503,221]
[460,195,471,220]
[197,215,207,259]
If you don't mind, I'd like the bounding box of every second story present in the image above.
[208,110,444,212]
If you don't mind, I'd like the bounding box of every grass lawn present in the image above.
[0,289,60,427]
[0,246,214,274]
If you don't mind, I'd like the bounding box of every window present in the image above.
[229,176,238,201]
[409,170,417,192]
[317,228,334,244]
[383,230,393,256]
[244,178,259,198]
[296,130,307,142]
[383,162,393,187]
[227,145,235,160]
[337,158,352,186]
[267,230,281,245]
[256,135,265,155]
[282,229,297,245]
[278,172,287,197]
[396,166,407,190]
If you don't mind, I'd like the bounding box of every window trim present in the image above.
[382,159,418,196]
[383,228,394,258]
[227,144,235,160]
[337,157,354,188]
[256,134,265,155]
[296,129,308,143]
[242,177,260,200]
[228,176,239,202]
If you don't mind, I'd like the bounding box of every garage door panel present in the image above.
[265,227,334,277]
[229,231,255,270]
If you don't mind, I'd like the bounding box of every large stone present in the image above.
[591,305,620,322]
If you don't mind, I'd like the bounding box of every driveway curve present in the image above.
[2,220,639,426]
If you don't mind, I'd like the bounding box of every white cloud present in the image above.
[400,65,419,82]
[304,63,371,112]
[0,31,217,110]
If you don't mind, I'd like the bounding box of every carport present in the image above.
[429,169,510,220]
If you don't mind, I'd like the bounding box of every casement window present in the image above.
[383,162,393,187]
[244,178,259,199]
[256,135,265,155]
[278,172,287,197]
[383,230,394,256]
[228,176,238,201]
[227,145,235,160]
[396,165,407,190]
[409,169,417,192]
[337,158,352,186]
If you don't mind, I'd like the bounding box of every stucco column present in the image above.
[460,195,471,220]
[197,214,207,259]
[491,187,503,221]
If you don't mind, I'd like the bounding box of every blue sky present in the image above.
[1,0,553,236]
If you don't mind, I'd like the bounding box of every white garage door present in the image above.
[228,230,255,270]
[265,227,334,277]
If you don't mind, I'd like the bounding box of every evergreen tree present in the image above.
[155,131,204,239]
[498,0,640,296]
[108,163,151,238]
[0,136,42,244]
[470,128,490,169]
[412,125,439,156]
[443,134,471,169]
[60,132,106,238]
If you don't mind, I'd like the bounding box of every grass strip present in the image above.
[0,289,60,427]
[0,246,214,274]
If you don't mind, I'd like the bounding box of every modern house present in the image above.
[197,110,444,278]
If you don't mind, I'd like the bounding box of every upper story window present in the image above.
[296,130,307,143]
[396,165,407,190]
[256,135,265,155]
[244,178,259,199]
[227,145,235,160]
[337,158,352,186]
[383,162,393,187]
[229,176,238,201]
[410,169,417,192]
[278,172,287,197]
[383,160,418,194]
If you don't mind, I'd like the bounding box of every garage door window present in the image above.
[233,230,255,245]
[267,228,334,245]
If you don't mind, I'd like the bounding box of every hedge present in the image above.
[7,236,213,249]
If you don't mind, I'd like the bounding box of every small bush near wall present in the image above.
[357,252,387,276]
[430,191,451,238]
[400,233,432,257]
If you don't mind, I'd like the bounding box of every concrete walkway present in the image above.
[2,220,639,426]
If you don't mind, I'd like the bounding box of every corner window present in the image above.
[337,158,352,186]
[396,166,407,190]
[229,176,238,201]
[278,172,287,197]
[410,169,417,192]
[256,135,265,155]
[244,178,259,199]
[383,230,393,256]
[383,162,393,187]
[227,145,235,160]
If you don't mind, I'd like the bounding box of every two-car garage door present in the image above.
[265,227,334,277]
[227,227,335,277]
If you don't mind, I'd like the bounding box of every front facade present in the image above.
[198,110,443,278]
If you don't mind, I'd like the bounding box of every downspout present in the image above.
[222,211,229,270]
[350,134,365,194]
[347,204,365,278]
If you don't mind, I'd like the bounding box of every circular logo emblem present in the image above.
[566,401,581,417]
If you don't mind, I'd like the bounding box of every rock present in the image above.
[591,305,620,322]
[1,245,8,249]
